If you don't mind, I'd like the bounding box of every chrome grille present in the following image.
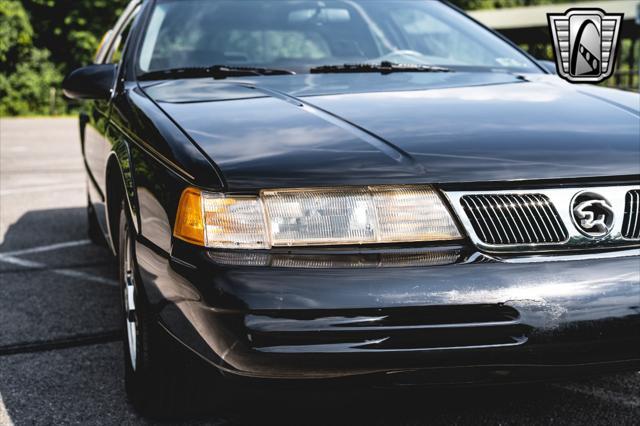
[460,194,568,245]
[622,190,640,240]
[447,185,640,253]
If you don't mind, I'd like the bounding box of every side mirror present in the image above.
[538,60,557,75]
[62,64,117,100]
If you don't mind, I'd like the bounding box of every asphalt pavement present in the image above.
[0,117,639,425]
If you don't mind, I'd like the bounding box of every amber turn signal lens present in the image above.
[173,188,205,245]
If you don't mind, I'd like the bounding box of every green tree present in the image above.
[0,0,33,73]
[0,1,62,116]
[22,0,128,75]
[450,0,575,10]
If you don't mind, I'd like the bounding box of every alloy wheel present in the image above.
[123,230,138,371]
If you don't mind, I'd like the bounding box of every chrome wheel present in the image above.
[123,231,138,371]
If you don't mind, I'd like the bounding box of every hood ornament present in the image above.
[571,191,615,238]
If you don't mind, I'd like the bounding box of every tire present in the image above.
[118,202,218,419]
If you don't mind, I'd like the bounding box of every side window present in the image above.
[105,9,139,64]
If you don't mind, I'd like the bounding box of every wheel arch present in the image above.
[105,143,139,256]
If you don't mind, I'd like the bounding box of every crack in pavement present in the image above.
[0,330,122,356]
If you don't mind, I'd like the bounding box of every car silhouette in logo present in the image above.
[571,18,601,76]
[571,192,615,237]
[548,9,623,83]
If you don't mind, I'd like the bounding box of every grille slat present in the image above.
[507,195,533,244]
[522,195,547,242]
[474,198,498,243]
[538,194,563,241]
[461,194,568,246]
[624,191,633,236]
[528,194,554,242]
[631,191,640,238]
[482,195,508,244]
[462,197,489,242]
[520,195,546,242]
[546,196,567,240]
[622,190,640,240]
[497,195,526,243]
[490,195,517,242]
[534,194,557,241]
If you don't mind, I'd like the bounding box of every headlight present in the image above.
[174,185,462,249]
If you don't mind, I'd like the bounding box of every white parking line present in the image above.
[0,393,14,426]
[0,240,91,257]
[554,383,640,408]
[0,254,118,287]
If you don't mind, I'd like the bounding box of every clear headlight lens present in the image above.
[202,194,268,249]
[174,185,462,249]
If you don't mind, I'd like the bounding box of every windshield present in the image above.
[137,0,541,75]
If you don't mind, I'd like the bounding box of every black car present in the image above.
[63,0,640,418]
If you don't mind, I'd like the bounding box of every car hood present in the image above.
[141,72,640,191]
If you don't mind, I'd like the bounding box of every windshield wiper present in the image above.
[138,65,296,81]
[310,61,451,75]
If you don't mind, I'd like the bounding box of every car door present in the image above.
[84,1,141,235]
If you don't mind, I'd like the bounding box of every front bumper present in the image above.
[135,242,640,382]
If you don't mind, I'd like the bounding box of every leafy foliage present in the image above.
[0,0,32,69]
[0,1,62,116]
[450,0,575,10]
[22,0,128,73]
[1,0,127,116]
